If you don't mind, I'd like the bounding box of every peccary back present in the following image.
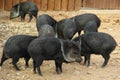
[36,14,57,32]
[38,24,55,37]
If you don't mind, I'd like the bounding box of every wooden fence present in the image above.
[83,0,120,9]
[0,0,120,11]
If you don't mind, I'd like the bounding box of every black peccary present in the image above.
[38,24,55,37]
[36,14,57,32]
[71,13,101,35]
[83,21,98,34]
[28,37,82,76]
[57,18,77,39]
[10,1,38,22]
[0,35,37,70]
[73,32,117,67]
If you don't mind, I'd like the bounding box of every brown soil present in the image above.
[0,10,120,80]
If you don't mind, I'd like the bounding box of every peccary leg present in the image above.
[33,60,37,74]
[36,58,43,76]
[0,54,8,66]
[55,60,62,74]
[33,12,38,19]
[102,54,110,67]
[12,57,20,70]
[83,56,87,65]
[37,66,42,76]
[21,13,26,21]
[24,57,30,67]
[86,54,90,67]
[28,13,33,22]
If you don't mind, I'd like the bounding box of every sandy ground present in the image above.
[0,10,120,80]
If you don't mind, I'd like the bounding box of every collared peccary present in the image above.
[56,13,101,40]
[73,32,117,67]
[28,37,82,76]
[71,13,101,35]
[0,35,37,70]
[38,24,55,37]
[83,20,98,34]
[10,1,38,22]
[57,18,77,39]
[36,14,57,32]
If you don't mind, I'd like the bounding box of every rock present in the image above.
[87,71,92,75]
[109,28,113,31]
[88,66,93,69]
[74,70,80,75]
[103,19,110,23]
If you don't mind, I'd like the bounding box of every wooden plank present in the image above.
[118,0,120,9]
[93,0,99,9]
[108,0,114,9]
[0,0,4,10]
[20,0,27,2]
[61,0,68,11]
[100,0,106,9]
[54,0,61,10]
[5,0,13,11]
[83,0,92,8]
[68,0,75,11]
[90,0,94,8]
[48,0,55,10]
[75,0,82,10]
[13,0,20,6]
[27,0,34,2]
[110,0,115,9]
[115,0,120,9]
[100,0,105,9]
[93,0,98,9]
[41,0,48,10]
[105,0,109,9]
[98,0,102,9]
[82,0,86,7]
[34,0,41,10]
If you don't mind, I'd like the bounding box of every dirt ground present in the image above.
[0,10,120,80]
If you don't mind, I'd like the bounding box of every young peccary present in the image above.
[0,35,37,70]
[38,24,55,37]
[71,13,101,35]
[36,14,57,32]
[28,37,82,76]
[73,32,117,67]
[10,1,38,22]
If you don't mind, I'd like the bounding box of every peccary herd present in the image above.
[0,1,117,76]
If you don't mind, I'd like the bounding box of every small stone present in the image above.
[88,66,93,69]
[109,28,113,31]
[74,70,80,75]
[117,76,120,79]
[87,71,92,74]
